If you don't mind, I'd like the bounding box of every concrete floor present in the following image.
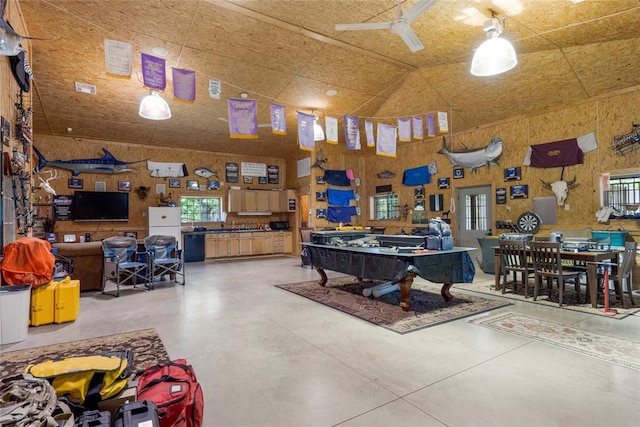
[2,256,639,426]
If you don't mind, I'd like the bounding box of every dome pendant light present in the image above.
[139,91,171,120]
[470,16,517,77]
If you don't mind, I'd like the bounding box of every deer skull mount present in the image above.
[541,168,577,206]
[37,170,59,196]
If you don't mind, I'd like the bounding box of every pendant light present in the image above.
[139,91,171,120]
[470,16,517,77]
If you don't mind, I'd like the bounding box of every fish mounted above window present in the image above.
[32,146,146,176]
[437,136,502,173]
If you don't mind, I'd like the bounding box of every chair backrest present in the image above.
[299,228,312,243]
[499,239,528,270]
[144,235,177,260]
[619,241,637,280]
[530,241,564,274]
[370,226,386,235]
[102,236,138,263]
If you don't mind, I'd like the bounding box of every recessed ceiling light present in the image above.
[326,89,338,97]
[152,46,168,57]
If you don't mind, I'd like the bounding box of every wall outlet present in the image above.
[564,204,570,210]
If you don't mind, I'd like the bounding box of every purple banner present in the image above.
[398,118,411,142]
[172,68,196,102]
[365,120,374,147]
[426,114,436,137]
[228,98,258,139]
[141,53,166,90]
[412,115,424,140]
[376,123,397,157]
[270,103,286,135]
[344,115,361,150]
[297,111,315,151]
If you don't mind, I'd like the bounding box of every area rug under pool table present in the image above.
[277,276,510,334]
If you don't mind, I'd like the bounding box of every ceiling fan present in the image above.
[335,0,436,53]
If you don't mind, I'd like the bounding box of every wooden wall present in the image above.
[33,136,289,242]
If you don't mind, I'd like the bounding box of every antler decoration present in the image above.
[38,170,59,196]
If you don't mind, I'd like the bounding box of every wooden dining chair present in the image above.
[530,241,582,306]
[499,239,532,297]
[595,241,636,309]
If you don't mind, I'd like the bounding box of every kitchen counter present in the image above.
[183,229,287,235]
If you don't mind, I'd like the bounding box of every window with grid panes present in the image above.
[464,193,488,230]
[603,173,640,218]
[180,196,223,222]
[370,193,398,220]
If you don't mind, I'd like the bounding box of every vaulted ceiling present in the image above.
[18,0,640,158]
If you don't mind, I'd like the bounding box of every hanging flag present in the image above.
[398,118,411,142]
[365,120,375,147]
[376,123,397,158]
[412,115,424,140]
[326,116,339,144]
[344,115,361,150]
[426,114,436,137]
[437,111,449,133]
[141,53,166,90]
[523,132,598,167]
[208,79,221,99]
[270,103,286,135]
[228,98,258,139]
[297,111,315,151]
[104,40,132,77]
[172,68,196,102]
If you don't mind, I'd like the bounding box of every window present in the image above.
[180,196,223,223]
[370,193,398,220]
[603,173,640,217]
[464,193,488,231]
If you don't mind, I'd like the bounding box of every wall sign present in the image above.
[225,162,239,183]
[268,165,280,184]
[53,195,73,220]
[241,162,267,177]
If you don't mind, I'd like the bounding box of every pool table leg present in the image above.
[399,272,417,311]
[441,283,454,302]
[316,268,328,287]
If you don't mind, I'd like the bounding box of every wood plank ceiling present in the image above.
[18,0,640,158]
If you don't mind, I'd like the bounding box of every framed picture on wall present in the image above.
[258,176,267,184]
[169,179,181,188]
[68,178,83,189]
[316,175,325,184]
[316,191,326,202]
[504,167,521,181]
[414,187,425,199]
[118,181,131,191]
[437,177,450,189]
[186,180,199,191]
[243,175,253,184]
[316,209,326,219]
[453,168,464,179]
[207,180,220,190]
[510,185,528,199]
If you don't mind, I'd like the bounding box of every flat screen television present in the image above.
[72,191,129,221]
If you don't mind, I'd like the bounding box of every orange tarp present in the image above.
[2,237,55,287]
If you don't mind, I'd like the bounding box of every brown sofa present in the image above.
[52,241,104,291]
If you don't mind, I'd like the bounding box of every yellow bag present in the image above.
[25,355,129,405]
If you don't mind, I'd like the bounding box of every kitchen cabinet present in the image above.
[228,189,243,212]
[229,189,280,213]
[284,233,293,253]
[239,234,252,255]
[280,189,296,212]
[204,231,292,258]
[268,191,281,213]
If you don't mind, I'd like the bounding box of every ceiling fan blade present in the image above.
[393,24,424,53]
[335,22,392,31]
[403,0,437,23]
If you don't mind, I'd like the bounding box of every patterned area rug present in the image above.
[0,328,170,378]
[471,312,640,371]
[458,278,640,319]
[277,277,510,334]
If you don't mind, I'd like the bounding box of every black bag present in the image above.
[114,401,159,427]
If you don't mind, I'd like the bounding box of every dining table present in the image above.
[493,246,622,308]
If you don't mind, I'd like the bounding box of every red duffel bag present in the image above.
[137,359,203,427]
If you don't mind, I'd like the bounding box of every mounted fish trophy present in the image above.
[437,136,502,172]
[540,167,577,205]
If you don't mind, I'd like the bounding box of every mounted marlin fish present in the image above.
[437,136,503,172]
[33,146,145,176]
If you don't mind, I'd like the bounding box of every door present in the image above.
[457,185,492,269]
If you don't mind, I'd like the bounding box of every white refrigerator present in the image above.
[148,207,182,248]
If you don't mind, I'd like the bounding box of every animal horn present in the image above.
[540,179,552,188]
[566,175,577,186]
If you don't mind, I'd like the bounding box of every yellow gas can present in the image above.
[30,281,57,326]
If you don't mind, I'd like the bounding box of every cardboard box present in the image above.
[98,386,137,418]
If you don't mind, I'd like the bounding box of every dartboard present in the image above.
[517,212,541,234]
